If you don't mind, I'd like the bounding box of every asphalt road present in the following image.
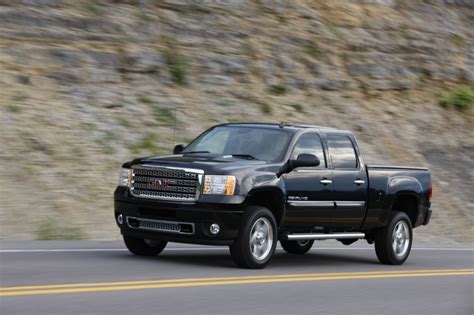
[0,240,473,315]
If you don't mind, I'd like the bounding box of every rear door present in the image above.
[326,134,368,228]
[284,132,334,227]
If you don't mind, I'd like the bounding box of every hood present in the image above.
[134,153,268,174]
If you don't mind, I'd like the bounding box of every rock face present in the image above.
[0,0,472,242]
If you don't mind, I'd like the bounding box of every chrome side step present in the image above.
[284,232,365,241]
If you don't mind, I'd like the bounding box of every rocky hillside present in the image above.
[0,0,472,242]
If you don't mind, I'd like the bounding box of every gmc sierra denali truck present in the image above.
[115,123,432,269]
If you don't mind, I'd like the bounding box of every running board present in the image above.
[284,232,365,241]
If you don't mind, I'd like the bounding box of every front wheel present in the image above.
[123,236,167,256]
[230,206,277,269]
[374,211,413,265]
[280,239,314,255]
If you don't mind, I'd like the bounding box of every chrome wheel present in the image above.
[392,221,410,257]
[249,217,274,261]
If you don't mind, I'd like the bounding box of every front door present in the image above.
[326,134,368,229]
[284,133,334,227]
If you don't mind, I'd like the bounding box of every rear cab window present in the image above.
[327,135,358,169]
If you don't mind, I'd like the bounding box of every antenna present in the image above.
[172,103,177,148]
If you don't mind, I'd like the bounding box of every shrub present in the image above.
[259,103,272,114]
[291,103,304,113]
[37,218,84,240]
[269,84,288,95]
[439,85,474,111]
[305,43,322,60]
[163,50,187,85]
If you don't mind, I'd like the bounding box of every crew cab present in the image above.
[115,123,432,268]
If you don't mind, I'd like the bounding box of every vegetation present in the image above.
[37,218,84,240]
[128,133,159,155]
[324,22,342,38]
[291,103,304,113]
[269,84,288,95]
[163,50,187,85]
[439,85,474,111]
[138,96,176,125]
[450,34,465,49]
[6,104,21,113]
[259,102,272,115]
[304,43,322,60]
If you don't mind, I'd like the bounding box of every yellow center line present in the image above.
[1,268,472,292]
[0,269,472,297]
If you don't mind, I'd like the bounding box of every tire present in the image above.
[123,236,167,256]
[374,211,413,265]
[229,206,277,269]
[280,239,314,255]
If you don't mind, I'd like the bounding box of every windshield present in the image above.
[182,126,292,162]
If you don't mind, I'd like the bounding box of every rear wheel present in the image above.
[280,239,314,255]
[374,211,412,265]
[230,206,277,269]
[123,236,167,256]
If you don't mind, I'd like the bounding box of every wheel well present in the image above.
[246,190,284,226]
[391,194,418,226]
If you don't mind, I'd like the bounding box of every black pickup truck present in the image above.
[115,123,432,269]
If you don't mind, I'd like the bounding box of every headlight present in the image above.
[118,168,131,187]
[203,175,236,195]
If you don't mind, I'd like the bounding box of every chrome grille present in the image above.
[130,166,203,201]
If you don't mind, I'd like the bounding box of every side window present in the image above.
[291,133,326,168]
[327,135,357,169]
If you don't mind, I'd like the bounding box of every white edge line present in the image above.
[0,247,473,253]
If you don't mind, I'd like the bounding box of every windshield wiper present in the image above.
[183,150,211,154]
[228,154,258,160]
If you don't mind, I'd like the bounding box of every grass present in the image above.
[259,103,272,115]
[304,43,322,60]
[439,85,474,111]
[163,50,187,85]
[136,11,154,23]
[269,84,288,95]
[6,104,21,113]
[138,96,155,105]
[277,14,288,24]
[450,35,465,49]
[324,22,342,38]
[95,131,118,154]
[84,1,101,15]
[138,96,176,125]
[36,218,84,240]
[128,133,159,155]
[291,103,304,113]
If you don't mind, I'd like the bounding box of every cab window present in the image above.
[327,135,358,169]
[291,133,326,168]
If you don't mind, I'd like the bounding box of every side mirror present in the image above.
[173,144,185,154]
[289,154,320,170]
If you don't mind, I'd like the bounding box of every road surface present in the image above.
[1,240,473,315]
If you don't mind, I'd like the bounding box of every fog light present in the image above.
[117,214,123,225]
[210,223,220,235]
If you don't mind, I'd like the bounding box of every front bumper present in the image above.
[114,189,244,245]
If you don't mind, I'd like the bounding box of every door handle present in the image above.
[354,179,366,185]
[320,179,332,185]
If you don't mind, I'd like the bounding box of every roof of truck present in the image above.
[218,122,343,132]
